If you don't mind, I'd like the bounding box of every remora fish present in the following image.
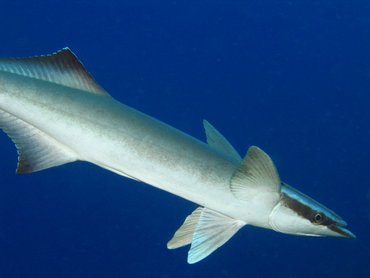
[0,48,355,263]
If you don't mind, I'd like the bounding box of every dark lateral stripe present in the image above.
[281,193,336,227]
[327,225,355,238]
[281,193,313,221]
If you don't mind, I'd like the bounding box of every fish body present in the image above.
[0,68,244,221]
[0,49,354,263]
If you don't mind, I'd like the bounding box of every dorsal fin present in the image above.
[0,48,109,96]
[203,120,241,163]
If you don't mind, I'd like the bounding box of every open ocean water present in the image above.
[0,1,369,277]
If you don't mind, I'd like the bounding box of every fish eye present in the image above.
[312,213,324,224]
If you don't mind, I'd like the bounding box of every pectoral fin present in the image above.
[230,146,281,201]
[168,207,245,264]
[203,120,241,163]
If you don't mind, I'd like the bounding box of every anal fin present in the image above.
[0,110,77,173]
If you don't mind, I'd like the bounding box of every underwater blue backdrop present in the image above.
[0,1,369,277]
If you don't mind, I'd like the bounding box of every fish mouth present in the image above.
[328,223,356,239]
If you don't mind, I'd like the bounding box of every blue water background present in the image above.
[0,1,369,277]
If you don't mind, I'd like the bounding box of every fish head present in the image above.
[269,183,355,238]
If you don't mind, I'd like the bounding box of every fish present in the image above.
[0,48,355,264]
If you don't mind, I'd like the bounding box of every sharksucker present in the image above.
[0,48,355,263]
